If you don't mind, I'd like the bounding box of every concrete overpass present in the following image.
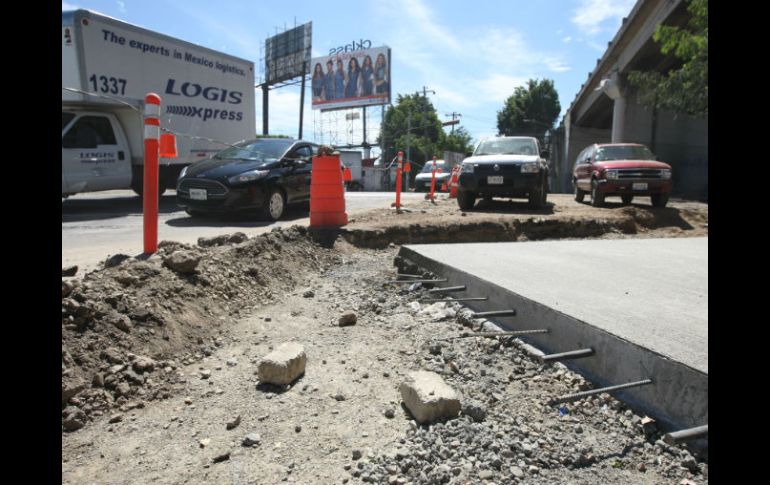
[551,0,707,199]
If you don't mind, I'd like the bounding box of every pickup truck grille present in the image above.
[177,178,228,196]
[615,169,664,179]
[474,164,521,176]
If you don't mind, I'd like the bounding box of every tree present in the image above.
[497,79,561,137]
[627,0,707,117]
[442,126,474,156]
[378,93,473,166]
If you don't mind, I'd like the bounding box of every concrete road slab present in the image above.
[404,237,708,374]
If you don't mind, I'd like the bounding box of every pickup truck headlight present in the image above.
[461,163,474,173]
[178,166,189,180]
[228,169,269,184]
[520,162,540,173]
[660,169,672,179]
[606,170,618,180]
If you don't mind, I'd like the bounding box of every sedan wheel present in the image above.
[263,188,286,221]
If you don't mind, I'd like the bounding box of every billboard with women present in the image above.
[310,46,390,111]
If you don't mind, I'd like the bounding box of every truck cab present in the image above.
[62,109,132,196]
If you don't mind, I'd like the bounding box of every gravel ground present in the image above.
[62,197,708,484]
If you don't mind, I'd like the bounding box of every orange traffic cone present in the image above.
[310,154,348,227]
[448,166,460,199]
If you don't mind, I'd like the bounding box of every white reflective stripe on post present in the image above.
[144,124,160,140]
[144,103,161,117]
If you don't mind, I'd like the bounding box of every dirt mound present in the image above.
[61,226,340,429]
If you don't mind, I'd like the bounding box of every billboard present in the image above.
[310,46,390,111]
[265,22,312,85]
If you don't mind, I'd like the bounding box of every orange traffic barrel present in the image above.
[310,154,348,228]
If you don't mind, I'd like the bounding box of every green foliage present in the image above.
[378,93,474,165]
[496,79,561,137]
[627,0,707,117]
[255,134,292,139]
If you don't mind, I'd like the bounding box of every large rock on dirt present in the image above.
[257,342,307,385]
[61,379,86,407]
[163,250,201,274]
[338,311,357,327]
[62,280,74,298]
[132,356,156,374]
[399,371,460,424]
[62,406,87,431]
[62,265,78,277]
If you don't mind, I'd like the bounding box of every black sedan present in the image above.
[176,138,318,221]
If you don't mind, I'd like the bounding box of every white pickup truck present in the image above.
[62,9,256,196]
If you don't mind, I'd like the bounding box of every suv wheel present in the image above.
[529,177,546,209]
[262,187,286,221]
[457,190,476,210]
[574,181,585,203]
[651,193,669,208]
[621,195,633,205]
[591,180,605,207]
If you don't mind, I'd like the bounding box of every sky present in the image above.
[62,0,637,156]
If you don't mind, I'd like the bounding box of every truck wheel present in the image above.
[457,190,476,210]
[528,178,545,209]
[185,209,203,218]
[132,183,166,197]
[591,180,605,207]
[573,181,585,203]
[651,193,669,208]
[621,195,634,205]
[261,187,286,221]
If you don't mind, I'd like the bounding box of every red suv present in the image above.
[572,143,672,207]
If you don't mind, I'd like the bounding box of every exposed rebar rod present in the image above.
[442,329,549,340]
[386,279,448,284]
[395,274,423,278]
[539,348,595,364]
[418,297,489,302]
[471,309,517,318]
[663,425,708,445]
[426,285,466,293]
[549,379,653,405]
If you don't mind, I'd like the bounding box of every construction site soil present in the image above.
[62,195,708,484]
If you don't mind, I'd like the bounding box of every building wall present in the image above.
[622,96,708,199]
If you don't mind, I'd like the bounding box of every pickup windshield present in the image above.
[420,162,445,173]
[214,139,294,161]
[474,138,537,156]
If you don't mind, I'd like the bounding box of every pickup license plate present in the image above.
[487,176,504,185]
[632,183,648,191]
[189,188,207,200]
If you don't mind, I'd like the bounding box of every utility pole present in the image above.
[445,112,462,134]
[406,110,411,191]
[422,86,435,98]
[298,62,306,139]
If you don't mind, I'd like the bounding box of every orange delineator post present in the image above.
[143,93,161,254]
[427,155,437,202]
[310,154,348,228]
[391,151,403,212]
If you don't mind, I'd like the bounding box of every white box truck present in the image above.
[62,9,256,196]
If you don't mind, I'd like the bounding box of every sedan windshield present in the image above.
[475,138,537,156]
[595,145,655,161]
[420,162,445,173]
[214,139,294,161]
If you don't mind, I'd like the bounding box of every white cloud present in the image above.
[62,2,79,9]
[562,36,573,44]
[116,0,126,13]
[572,0,636,36]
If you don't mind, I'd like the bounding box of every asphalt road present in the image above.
[62,190,423,273]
